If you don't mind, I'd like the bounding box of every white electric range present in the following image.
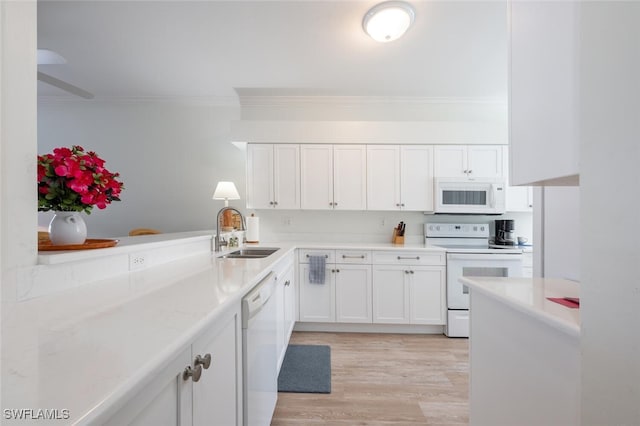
[425,223,523,337]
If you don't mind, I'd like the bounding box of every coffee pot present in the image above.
[494,219,516,246]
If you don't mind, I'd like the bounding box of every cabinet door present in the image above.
[301,145,334,210]
[246,144,274,209]
[298,263,335,322]
[104,348,193,426]
[408,266,446,325]
[282,264,296,345]
[434,145,467,178]
[367,145,401,210]
[506,185,533,212]
[509,1,580,186]
[372,265,409,324]
[335,264,372,323]
[467,145,504,178]
[333,145,367,210]
[401,145,434,211]
[192,306,241,426]
[273,144,300,209]
[275,274,286,371]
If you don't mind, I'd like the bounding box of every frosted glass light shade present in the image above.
[213,181,240,206]
[363,1,415,43]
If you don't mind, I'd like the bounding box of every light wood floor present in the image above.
[271,332,469,425]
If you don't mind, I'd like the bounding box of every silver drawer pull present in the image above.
[342,255,365,259]
[397,256,420,260]
[306,254,329,258]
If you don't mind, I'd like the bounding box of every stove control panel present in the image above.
[424,223,489,238]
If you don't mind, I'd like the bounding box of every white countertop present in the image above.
[3,243,296,425]
[460,277,580,337]
[4,237,446,424]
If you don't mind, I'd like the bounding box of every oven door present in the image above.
[446,253,523,309]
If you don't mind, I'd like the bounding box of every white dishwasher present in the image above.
[242,271,278,426]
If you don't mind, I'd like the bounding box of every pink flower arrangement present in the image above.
[38,145,124,214]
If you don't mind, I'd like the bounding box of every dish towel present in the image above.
[308,255,326,284]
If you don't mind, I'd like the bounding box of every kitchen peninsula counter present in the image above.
[461,277,581,426]
[3,239,296,425]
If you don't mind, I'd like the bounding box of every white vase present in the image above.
[48,211,87,245]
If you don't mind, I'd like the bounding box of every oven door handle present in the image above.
[447,254,522,261]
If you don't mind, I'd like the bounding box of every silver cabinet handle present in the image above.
[284,280,291,287]
[306,254,329,258]
[410,270,415,274]
[195,353,211,370]
[468,170,472,174]
[397,256,420,260]
[183,365,202,382]
[331,269,335,273]
[342,255,365,259]
[405,270,410,274]
[396,203,400,207]
[274,201,278,205]
[336,269,340,273]
[269,201,274,205]
[334,202,338,206]
[401,203,405,207]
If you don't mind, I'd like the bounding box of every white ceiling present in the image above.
[37,0,508,101]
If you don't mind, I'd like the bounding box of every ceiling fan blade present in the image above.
[37,71,94,99]
[37,48,67,65]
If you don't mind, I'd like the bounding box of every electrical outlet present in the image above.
[283,217,292,226]
[129,253,148,271]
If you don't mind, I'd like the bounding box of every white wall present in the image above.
[579,3,640,423]
[540,187,580,281]
[38,101,242,237]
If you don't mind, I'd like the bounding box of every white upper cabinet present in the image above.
[367,145,401,210]
[301,145,366,210]
[401,145,434,211]
[434,145,468,178]
[509,1,580,185]
[435,145,503,179]
[301,144,334,210]
[247,144,300,209]
[503,146,533,212]
[367,145,433,211]
[333,145,367,210]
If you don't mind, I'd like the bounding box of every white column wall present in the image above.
[0,1,38,303]
[580,2,640,424]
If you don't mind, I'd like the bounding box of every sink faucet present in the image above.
[215,207,246,252]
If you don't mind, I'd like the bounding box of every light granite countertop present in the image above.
[4,236,446,424]
[460,276,580,337]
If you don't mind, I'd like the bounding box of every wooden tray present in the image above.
[38,238,119,251]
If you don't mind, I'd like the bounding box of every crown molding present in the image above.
[237,95,507,107]
[37,95,241,107]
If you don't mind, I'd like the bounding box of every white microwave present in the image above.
[434,178,506,214]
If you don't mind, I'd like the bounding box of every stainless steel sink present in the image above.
[220,248,279,259]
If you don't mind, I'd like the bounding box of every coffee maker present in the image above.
[494,219,516,246]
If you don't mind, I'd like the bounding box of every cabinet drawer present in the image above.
[299,249,335,264]
[373,251,445,266]
[336,250,372,264]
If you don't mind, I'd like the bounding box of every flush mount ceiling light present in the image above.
[363,1,415,43]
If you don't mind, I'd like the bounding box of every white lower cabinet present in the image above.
[299,261,335,322]
[298,249,372,323]
[335,264,372,323]
[299,249,445,326]
[408,267,446,324]
[372,252,446,325]
[276,257,296,370]
[372,265,410,323]
[105,304,242,426]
